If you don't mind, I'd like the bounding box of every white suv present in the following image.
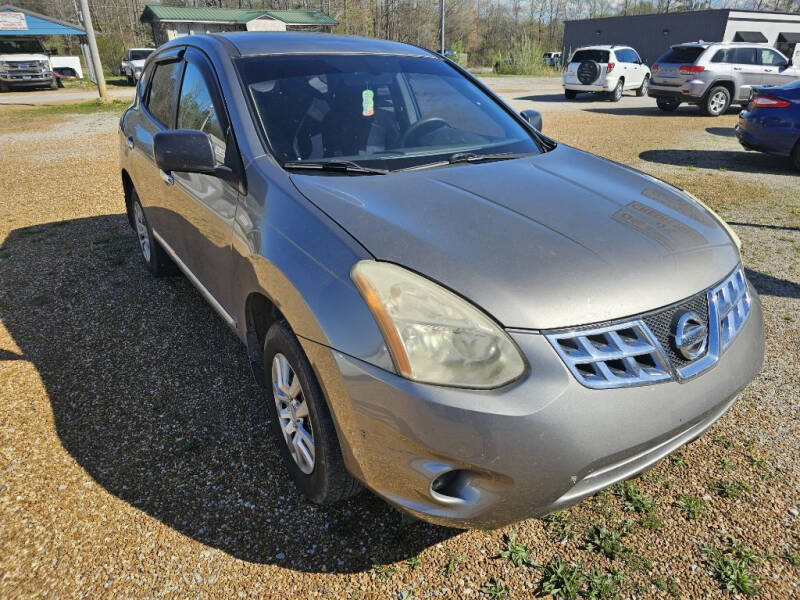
[563,45,651,102]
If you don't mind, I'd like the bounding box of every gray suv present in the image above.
[119,32,764,528]
[649,42,799,115]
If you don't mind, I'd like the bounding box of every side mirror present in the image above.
[154,130,218,174]
[520,109,543,131]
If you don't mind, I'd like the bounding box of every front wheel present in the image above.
[791,141,800,172]
[636,75,649,97]
[609,79,623,102]
[701,86,731,117]
[130,190,176,277]
[564,89,577,100]
[656,97,680,112]
[263,321,361,505]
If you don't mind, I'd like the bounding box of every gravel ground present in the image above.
[0,87,798,600]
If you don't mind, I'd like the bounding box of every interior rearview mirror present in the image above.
[520,109,543,131]
[154,130,219,175]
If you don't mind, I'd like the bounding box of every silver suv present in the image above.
[649,42,799,116]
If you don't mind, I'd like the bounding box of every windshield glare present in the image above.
[236,54,540,171]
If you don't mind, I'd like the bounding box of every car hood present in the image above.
[291,145,740,330]
[0,53,47,62]
[128,59,146,68]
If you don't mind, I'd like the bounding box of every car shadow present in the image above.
[706,127,736,137]
[638,148,795,174]
[744,268,800,300]
[0,215,457,573]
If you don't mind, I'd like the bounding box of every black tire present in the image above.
[263,321,361,505]
[656,97,680,112]
[701,85,731,117]
[49,77,58,90]
[636,75,649,97]
[792,140,800,172]
[126,74,135,86]
[564,89,577,100]
[0,80,10,93]
[130,190,177,277]
[609,79,624,102]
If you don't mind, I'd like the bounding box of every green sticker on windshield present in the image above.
[362,89,374,117]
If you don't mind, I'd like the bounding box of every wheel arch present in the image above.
[121,169,135,228]
[244,290,286,387]
[706,80,735,99]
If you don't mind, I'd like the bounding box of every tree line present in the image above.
[11,0,800,75]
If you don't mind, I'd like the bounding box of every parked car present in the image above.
[735,80,800,170]
[120,47,154,85]
[563,45,650,101]
[542,51,562,67]
[0,37,57,92]
[649,42,800,116]
[119,33,764,529]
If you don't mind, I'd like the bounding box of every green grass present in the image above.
[713,435,733,449]
[499,530,531,567]
[442,552,464,577]
[614,482,654,514]
[543,511,579,543]
[701,539,760,596]
[668,452,686,467]
[371,562,397,579]
[639,513,663,530]
[715,480,750,498]
[675,494,706,520]
[652,576,681,598]
[14,98,130,117]
[537,556,585,599]
[584,525,625,560]
[405,555,421,570]
[480,578,509,598]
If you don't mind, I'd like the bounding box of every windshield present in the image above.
[129,49,153,61]
[236,54,541,171]
[0,39,45,54]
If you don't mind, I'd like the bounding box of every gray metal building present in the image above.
[563,9,800,65]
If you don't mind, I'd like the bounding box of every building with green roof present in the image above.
[140,5,338,46]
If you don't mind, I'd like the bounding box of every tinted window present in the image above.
[759,49,787,66]
[130,49,153,61]
[147,61,183,127]
[616,49,639,63]
[571,50,610,63]
[711,49,730,63]
[237,54,540,171]
[658,46,705,64]
[731,47,758,65]
[178,61,226,165]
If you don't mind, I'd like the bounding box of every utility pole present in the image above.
[78,0,107,100]
[439,0,445,55]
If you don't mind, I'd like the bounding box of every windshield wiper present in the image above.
[448,151,533,164]
[283,160,388,175]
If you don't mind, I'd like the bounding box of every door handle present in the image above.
[160,169,174,187]
[733,67,742,71]
[126,136,134,150]
[763,68,773,72]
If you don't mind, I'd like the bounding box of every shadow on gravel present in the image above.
[706,127,736,137]
[638,148,795,174]
[0,216,457,573]
[745,268,800,300]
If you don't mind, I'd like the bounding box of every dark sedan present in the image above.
[736,80,800,171]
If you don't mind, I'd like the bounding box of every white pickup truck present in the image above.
[0,37,57,92]
[120,48,154,85]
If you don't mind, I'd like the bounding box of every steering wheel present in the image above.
[400,117,452,146]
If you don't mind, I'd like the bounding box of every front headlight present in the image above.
[351,261,526,388]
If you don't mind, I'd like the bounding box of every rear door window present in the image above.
[571,50,610,63]
[146,60,183,127]
[658,46,705,64]
[711,49,731,63]
[731,47,758,65]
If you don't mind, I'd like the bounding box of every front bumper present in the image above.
[0,72,53,87]
[303,284,764,528]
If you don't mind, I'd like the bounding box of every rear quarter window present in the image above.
[571,50,610,63]
[657,46,705,64]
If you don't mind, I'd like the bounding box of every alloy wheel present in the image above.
[133,202,151,263]
[709,90,728,115]
[272,353,315,474]
[641,77,649,95]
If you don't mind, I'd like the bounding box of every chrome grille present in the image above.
[547,321,671,389]
[546,265,751,389]
[712,267,750,351]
